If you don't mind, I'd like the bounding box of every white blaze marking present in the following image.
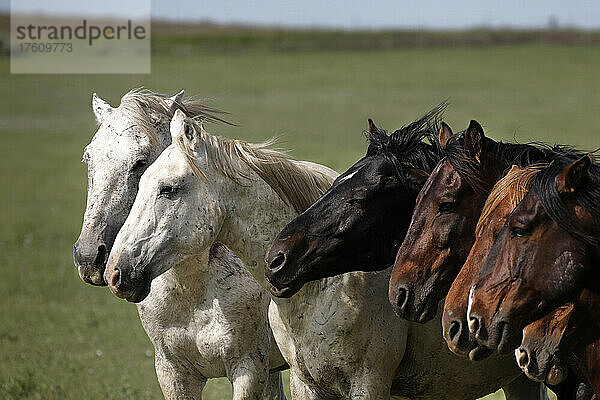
[466,285,475,322]
[302,166,362,214]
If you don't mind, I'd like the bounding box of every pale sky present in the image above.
[3,0,600,29]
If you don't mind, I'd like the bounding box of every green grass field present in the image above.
[1,41,598,399]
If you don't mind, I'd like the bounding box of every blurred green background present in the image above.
[1,20,598,399]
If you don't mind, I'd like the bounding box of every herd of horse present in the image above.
[73,89,598,400]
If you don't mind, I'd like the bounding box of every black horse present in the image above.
[265,105,444,297]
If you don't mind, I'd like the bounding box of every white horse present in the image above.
[75,90,287,399]
[107,109,545,400]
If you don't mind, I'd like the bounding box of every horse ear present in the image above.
[165,89,184,112]
[368,118,380,136]
[170,109,202,151]
[438,122,453,149]
[507,165,520,175]
[170,109,187,143]
[92,93,113,123]
[555,154,594,194]
[464,120,485,161]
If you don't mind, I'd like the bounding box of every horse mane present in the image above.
[118,88,232,146]
[443,131,585,193]
[475,164,546,238]
[533,156,600,249]
[365,103,446,181]
[176,116,336,214]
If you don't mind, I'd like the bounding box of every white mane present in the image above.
[176,116,335,214]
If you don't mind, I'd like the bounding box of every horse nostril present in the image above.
[395,286,408,311]
[516,347,530,368]
[269,252,286,271]
[448,320,462,344]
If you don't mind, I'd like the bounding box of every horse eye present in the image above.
[159,185,179,197]
[438,202,455,213]
[511,226,529,238]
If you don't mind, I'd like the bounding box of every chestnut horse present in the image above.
[517,289,600,396]
[389,120,582,323]
[468,154,600,354]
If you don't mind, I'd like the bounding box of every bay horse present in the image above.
[109,108,550,399]
[440,164,593,399]
[517,289,600,396]
[389,120,581,323]
[468,154,600,354]
[75,90,287,399]
[442,164,545,360]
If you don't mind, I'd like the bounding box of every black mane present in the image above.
[365,103,445,183]
[443,133,585,193]
[534,157,600,249]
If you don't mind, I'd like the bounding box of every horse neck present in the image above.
[217,172,344,309]
[168,251,212,287]
[482,141,552,188]
[479,146,514,192]
[567,325,600,394]
[216,168,298,289]
[586,208,600,248]
[135,251,218,346]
